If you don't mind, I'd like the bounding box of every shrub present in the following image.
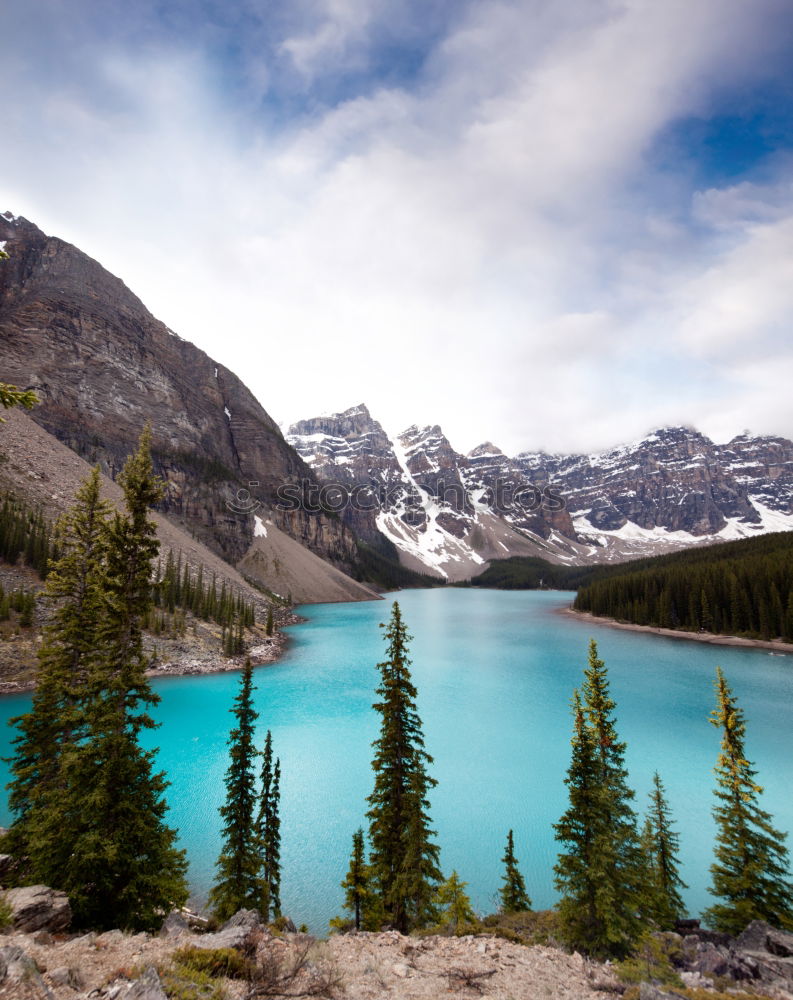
[480,908,562,947]
[0,892,14,931]
[170,946,250,979]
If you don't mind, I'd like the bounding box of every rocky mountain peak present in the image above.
[468,442,504,458]
[0,214,361,575]
[291,405,793,578]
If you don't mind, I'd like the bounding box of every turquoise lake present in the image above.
[1,588,792,933]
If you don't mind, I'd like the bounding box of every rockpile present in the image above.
[1,889,792,1000]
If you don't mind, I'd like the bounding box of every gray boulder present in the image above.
[159,910,190,938]
[47,965,85,990]
[0,945,54,999]
[122,967,168,1000]
[638,984,679,1000]
[192,908,262,951]
[736,919,793,959]
[3,885,71,933]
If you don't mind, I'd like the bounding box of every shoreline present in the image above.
[0,615,306,697]
[561,606,793,654]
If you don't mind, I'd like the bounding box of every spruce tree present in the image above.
[704,668,793,933]
[6,467,110,869]
[500,829,531,913]
[7,435,189,929]
[366,602,442,933]
[554,690,605,953]
[57,430,188,929]
[210,658,261,921]
[435,870,476,934]
[554,640,644,959]
[255,729,282,921]
[641,772,687,929]
[339,828,369,931]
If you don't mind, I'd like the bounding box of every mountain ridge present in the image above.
[287,407,793,580]
[0,211,390,603]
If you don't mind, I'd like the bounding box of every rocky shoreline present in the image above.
[562,606,793,655]
[0,618,302,697]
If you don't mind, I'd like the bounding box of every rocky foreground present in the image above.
[2,887,793,1000]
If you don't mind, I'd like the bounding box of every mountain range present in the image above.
[3,208,793,591]
[287,406,793,580]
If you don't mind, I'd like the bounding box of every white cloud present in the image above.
[2,0,793,455]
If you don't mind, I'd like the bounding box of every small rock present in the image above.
[4,886,71,933]
[638,984,679,1000]
[680,970,714,989]
[97,929,125,944]
[122,967,168,1000]
[192,908,262,951]
[691,941,731,976]
[70,931,96,947]
[47,966,85,990]
[391,962,411,978]
[159,910,189,938]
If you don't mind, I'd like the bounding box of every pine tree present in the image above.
[554,641,644,959]
[8,435,189,929]
[434,870,475,934]
[641,772,687,929]
[57,430,188,929]
[6,468,110,868]
[339,828,369,931]
[554,690,605,954]
[704,668,793,933]
[366,602,442,933]
[500,829,531,913]
[210,658,261,921]
[255,729,282,921]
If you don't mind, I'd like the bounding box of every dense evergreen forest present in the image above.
[0,495,54,577]
[574,531,793,640]
[464,556,598,590]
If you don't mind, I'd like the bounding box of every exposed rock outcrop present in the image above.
[4,886,71,934]
[0,212,359,577]
[0,944,53,999]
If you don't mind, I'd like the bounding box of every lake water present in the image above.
[1,589,791,933]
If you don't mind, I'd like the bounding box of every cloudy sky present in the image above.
[2,0,793,455]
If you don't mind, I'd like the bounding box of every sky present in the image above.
[2,0,793,456]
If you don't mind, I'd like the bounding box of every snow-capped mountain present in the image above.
[288,409,793,581]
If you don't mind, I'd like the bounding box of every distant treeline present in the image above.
[0,496,54,577]
[574,531,793,641]
[350,539,445,591]
[463,556,599,590]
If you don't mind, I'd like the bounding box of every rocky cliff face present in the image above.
[0,211,358,571]
[289,409,793,579]
[517,426,793,540]
[288,408,586,580]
